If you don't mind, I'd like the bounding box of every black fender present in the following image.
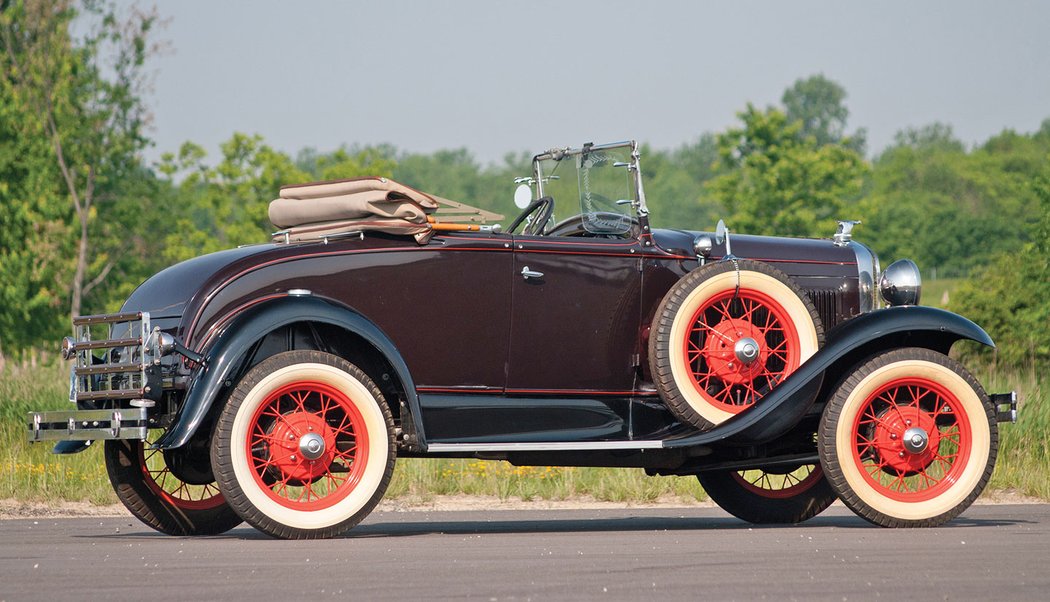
[153,295,422,449]
[663,305,994,449]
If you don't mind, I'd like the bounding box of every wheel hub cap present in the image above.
[902,427,929,454]
[734,337,760,364]
[299,432,327,460]
[872,408,941,472]
[266,411,336,482]
[703,318,768,385]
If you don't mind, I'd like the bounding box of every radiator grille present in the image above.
[806,289,843,331]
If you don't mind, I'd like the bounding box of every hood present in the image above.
[121,244,281,320]
[651,228,858,265]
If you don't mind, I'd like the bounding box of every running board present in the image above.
[426,440,666,453]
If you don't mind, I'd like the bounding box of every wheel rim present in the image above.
[139,433,226,511]
[683,288,801,413]
[730,465,824,500]
[245,380,369,511]
[851,377,973,503]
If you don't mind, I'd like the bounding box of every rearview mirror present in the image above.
[513,184,533,209]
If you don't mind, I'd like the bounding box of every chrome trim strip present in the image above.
[849,241,879,313]
[426,440,666,452]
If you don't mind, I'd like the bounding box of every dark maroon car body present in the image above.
[120,222,865,461]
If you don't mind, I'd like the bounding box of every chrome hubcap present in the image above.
[299,432,326,460]
[734,337,760,364]
[902,427,929,454]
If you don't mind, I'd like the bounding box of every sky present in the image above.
[137,0,1050,166]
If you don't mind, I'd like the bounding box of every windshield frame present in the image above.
[531,141,651,231]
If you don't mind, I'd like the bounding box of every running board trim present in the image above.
[426,440,666,452]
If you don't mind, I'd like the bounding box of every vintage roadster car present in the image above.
[29,140,1016,539]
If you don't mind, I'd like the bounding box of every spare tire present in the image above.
[649,259,824,430]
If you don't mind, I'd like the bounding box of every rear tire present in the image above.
[698,464,836,524]
[211,351,395,539]
[105,436,241,536]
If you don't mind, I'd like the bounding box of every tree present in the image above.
[950,167,1050,367]
[782,74,867,154]
[0,0,157,322]
[860,123,1048,276]
[706,104,869,238]
[641,134,721,230]
[0,67,69,354]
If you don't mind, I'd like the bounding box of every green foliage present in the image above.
[641,135,722,230]
[861,124,1049,276]
[706,104,869,238]
[950,169,1050,367]
[157,134,310,263]
[0,0,158,342]
[391,147,530,218]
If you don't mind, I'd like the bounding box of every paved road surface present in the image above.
[2,505,1047,600]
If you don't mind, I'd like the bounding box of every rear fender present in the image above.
[664,306,994,448]
[152,295,421,449]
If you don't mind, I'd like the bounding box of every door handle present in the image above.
[521,266,544,280]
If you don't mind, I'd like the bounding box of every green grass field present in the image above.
[2,358,1046,507]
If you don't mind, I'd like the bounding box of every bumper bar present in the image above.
[28,408,148,442]
[991,391,1018,423]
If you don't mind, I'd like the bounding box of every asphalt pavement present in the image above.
[1,504,1047,601]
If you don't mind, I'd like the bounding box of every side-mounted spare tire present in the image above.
[649,259,824,430]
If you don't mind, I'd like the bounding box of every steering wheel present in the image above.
[507,196,555,235]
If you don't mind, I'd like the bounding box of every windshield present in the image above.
[534,142,639,236]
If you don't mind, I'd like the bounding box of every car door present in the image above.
[507,234,643,394]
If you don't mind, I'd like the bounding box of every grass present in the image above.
[923,277,963,309]
[1,359,1046,506]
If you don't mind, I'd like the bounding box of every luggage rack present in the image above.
[66,311,152,402]
[27,312,158,443]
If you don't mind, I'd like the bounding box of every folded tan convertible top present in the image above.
[269,176,503,244]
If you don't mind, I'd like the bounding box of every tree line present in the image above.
[1,0,1047,368]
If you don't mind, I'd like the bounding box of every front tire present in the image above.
[818,348,997,527]
[211,351,396,539]
[698,464,836,524]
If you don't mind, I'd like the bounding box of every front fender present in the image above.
[664,306,994,448]
[153,295,421,449]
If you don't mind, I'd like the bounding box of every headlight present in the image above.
[880,259,922,306]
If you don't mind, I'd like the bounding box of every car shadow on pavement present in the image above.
[70,511,1030,541]
[341,515,1027,539]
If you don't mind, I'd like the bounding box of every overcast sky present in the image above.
[140,0,1050,165]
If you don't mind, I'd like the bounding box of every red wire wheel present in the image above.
[105,433,241,535]
[819,348,998,527]
[851,378,971,503]
[683,288,801,410]
[141,437,228,511]
[244,381,369,511]
[212,351,395,539]
[730,465,824,499]
[650,259,823,430]
[698,464,836,524]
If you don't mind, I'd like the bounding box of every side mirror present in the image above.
[513,184,533,209]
